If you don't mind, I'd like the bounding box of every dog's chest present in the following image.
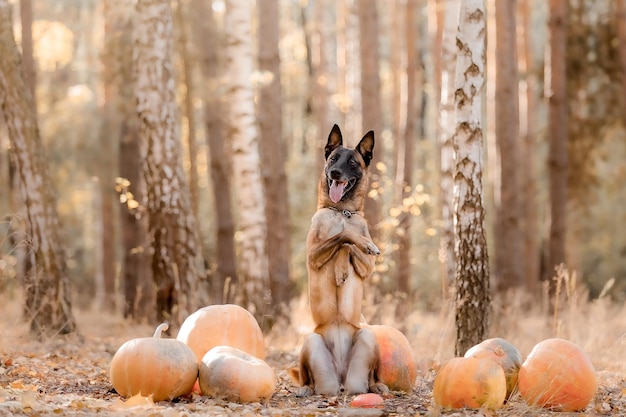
[312,210,351,238]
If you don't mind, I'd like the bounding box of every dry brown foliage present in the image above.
[0,278,624,416]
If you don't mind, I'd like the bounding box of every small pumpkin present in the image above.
[433,356,506,410]
[199,345,276,403]
[518,338,597,411]
[464,337,522,399]
[363,324,417,392]
[176,304,265,362]
[350,393,384,408]
[109,323,198,402]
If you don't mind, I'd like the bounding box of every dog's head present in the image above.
[320,124,374,209]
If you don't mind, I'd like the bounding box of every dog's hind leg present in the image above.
[343,327,389,395]
[297,332,341,396]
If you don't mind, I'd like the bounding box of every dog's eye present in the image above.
[349,157,358,166]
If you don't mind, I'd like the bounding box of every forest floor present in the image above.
[0,289,624,417]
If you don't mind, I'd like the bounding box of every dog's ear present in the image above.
[325,124,343,160]
[356,130,375,166]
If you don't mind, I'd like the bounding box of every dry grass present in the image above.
[0,272,624,416]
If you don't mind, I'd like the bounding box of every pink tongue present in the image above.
[329,180,346,203]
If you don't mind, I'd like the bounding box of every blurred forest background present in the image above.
[1,0,625,334]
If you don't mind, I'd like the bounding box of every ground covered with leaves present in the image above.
[0,296,624,417]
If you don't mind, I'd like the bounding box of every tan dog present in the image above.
[290,125,388,396]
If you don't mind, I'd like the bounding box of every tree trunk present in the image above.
[258,0,292,320]
[357,0,383,244]
[519,0,539,292]
[224,0,271,322]
[133,0,205,325]
[494,0,522,291]
[438,0,460,297]
[103,0,154,321]
[453,0,490,357]
[174,0,200,219]
[19,0,35,109]
[546,0,568,284]
[394,0,418,319]
[616,0,626,132]
[191,0,238,305]
[0,0,76,337]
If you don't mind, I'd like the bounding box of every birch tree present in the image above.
[133,0,204,324]
[453,0,490,356]
[0,0,76,336]
[224,0,271,321]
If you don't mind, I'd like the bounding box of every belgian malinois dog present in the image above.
[290,125,388,396]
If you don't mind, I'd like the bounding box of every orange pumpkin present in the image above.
[464,337,522,399]
[433,356,506,410]
[518,338,597,411]
[176,304,265,362]
[363,324,417,392]
[109,323,198,402]
[199,345,276,403]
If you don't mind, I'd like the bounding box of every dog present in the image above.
[290,125,388,396]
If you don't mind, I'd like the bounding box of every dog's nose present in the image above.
[329,169,342,180]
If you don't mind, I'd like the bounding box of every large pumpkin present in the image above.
[518,338,597,411]
[199,345,276,403]
[433,356,506,410]
[176,304,265,362]
[363,324,417,392]
[464,337,522,399]
[109,323,198,402]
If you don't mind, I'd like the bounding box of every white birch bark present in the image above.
[452,0,490,356]
[224,0,271,319]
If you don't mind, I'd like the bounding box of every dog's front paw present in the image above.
[362,240,380,256]
[294,385,314,397]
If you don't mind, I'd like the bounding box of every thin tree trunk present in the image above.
[258,0,292,320]
[546,0,568,284]
[453,0,490,357]
[174,0,200,218]
[494,0,522,291]
[519,0,539,292]
[19,0,35,110]
[224,0,271,322]
[0,0,76,337]
[357,0,382,244]
[133,0,205,324]
[104,0,154,321]
[394,0,418,320]
[616,0,626,127]
[438,0,460,297]
[191,0,238,305]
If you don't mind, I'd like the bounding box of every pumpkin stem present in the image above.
[153,323,169,338]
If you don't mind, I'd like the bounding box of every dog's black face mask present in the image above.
[323,125,374,204]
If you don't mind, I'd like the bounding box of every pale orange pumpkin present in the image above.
[433,356,506,410]
[363,324,417,392]
[176,304,265,362]
[464,337,522,399]
[350,393,384,408]
[109,323,198,402]
[518,338,597,411]
[199,345,276,403]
